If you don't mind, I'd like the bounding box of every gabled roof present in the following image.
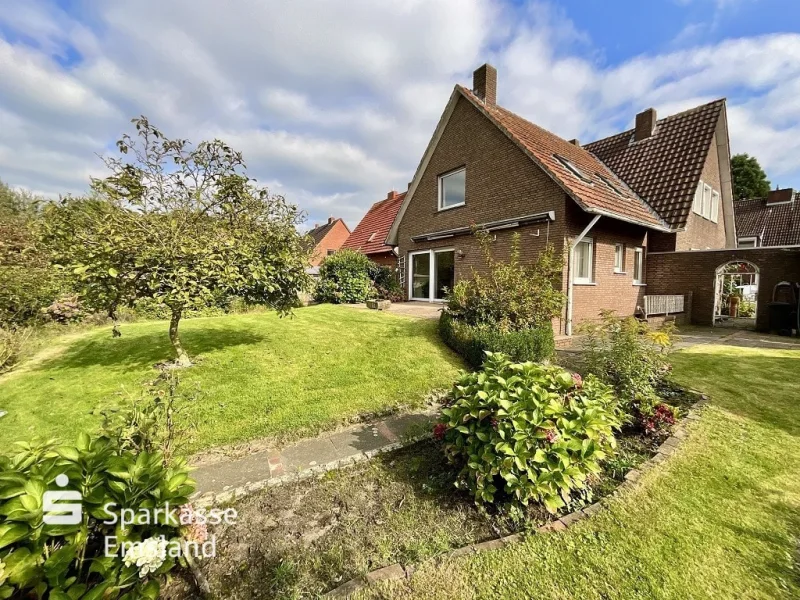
[343,192,405,254]
[735,195,800,247]
[585,99,725,229]
[457,86,669,230]
[308,218,348,246]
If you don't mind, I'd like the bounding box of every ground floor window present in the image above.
[633,247,645,284]
[573,238,593,283]
[409,249,455,301]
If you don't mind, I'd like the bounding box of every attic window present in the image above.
[368,232,377,242]
[597,174,626,197]
[554,154,592,184]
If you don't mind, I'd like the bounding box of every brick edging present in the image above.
[323,390,710,598]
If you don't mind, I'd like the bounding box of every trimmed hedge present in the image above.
[439,312,554,369]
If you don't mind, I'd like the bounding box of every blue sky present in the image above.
[0,0,799,228]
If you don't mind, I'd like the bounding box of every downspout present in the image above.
[566,215,601,336]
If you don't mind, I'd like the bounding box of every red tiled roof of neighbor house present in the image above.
[343,191,405,254]
[585,99,725,229]
[456,86,670,231]
[735,190,800,247]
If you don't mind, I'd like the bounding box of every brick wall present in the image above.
[368,252,398,268]
[647,247,800,329]
[310,219,350,266]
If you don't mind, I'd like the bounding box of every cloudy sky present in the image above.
[1,0,799,229]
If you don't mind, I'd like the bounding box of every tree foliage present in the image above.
[40,117,311,365]
[731,153,771,200]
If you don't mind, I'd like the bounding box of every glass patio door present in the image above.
[410,249,455,301]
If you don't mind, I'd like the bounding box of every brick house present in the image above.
[341,190,405,267]
[735,188,800,248]
[307,217,350,268]
[385,63,737,335]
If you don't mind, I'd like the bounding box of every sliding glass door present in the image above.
[409,249,455,301]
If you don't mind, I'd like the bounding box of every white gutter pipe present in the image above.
[566,215,601,336]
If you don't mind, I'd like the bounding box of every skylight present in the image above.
[597,174,627,197]
[368,232,377,242]
[554,154,592,184]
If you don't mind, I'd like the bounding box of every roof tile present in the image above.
[735,196,800,247]
[343,192,405,254]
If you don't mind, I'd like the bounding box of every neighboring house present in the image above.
[342,190,405,267]
[307,217,350,268]
[735,188,800,248]
[386,63,735,334]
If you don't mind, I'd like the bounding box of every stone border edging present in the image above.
[323,390,710,598]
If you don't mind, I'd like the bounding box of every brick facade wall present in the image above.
[368,252,398,268]
[310,220,350,266]
[646,247,800,329]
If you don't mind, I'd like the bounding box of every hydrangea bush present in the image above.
[437,353,621,513]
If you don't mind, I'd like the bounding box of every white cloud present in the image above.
[0,0,798,224]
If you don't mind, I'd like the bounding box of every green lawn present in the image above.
[362,344,800,599]
[0,305,462,453]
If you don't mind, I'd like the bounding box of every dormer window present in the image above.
[554,154,592,184]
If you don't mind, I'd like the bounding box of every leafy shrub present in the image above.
[44,295,85,324]
[368,263,402,302]
[0,327,32,373]
[580,310,675,411]
[439,311,554,369]
[445,231,564,332]
[0,435,195,599]
[636,402,677,437]
[437,353,620,513]
[314,249,375,304]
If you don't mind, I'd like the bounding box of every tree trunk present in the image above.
[109,305,121,338]
[169,306,192,367]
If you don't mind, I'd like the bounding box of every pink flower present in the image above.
[571,373,583,388]
[545,430,558,443]
[433,423,448,440]
[179,504,208,544]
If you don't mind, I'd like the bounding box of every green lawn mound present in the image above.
[0,305,462,453]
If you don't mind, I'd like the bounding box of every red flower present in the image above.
[545,430,558,443]
[572,372,583,388]
[433,423,448,440]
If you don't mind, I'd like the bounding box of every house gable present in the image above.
[308,218,350,266]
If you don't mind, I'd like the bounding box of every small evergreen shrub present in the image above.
[436,353,620,513]
[314,249,374,304]
[439,312,554,368]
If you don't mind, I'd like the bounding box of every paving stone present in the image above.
[282,439,340,471]
[449,545,475,557]
[582,502,602,516]
[559,510,586,527]
[325,577,365,598]
[472,539,504,552]
[382,413,437,441]
[365,564,405,583]
[328,427,391,456]
[662,436,681,448]
[624,469,641,482]
[538,520,566,533]
[192,449,274,495]
[500,533,523,545]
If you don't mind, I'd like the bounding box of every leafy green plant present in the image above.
[445,231,564,333]
[0,434,195,599]
[580,311,674,412]
[437,353,620,513]
[314,249,375,304]
[439,311,554,369]
[368,264,402,302]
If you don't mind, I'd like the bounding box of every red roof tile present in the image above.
[457,86,669,230]
[343,192,405,255]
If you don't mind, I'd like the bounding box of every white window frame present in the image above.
[633,247,645,285]
[573,237,594,284]
[692,181,703,215]
[710,190,720,223]
[702,183,712,220]
[408,248,455,301]
[738,236,758,248]
[614,243,625,273]
[438,168,466,211]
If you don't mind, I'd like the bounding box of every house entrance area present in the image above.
[714,261,759,329]
[409,249,455,301]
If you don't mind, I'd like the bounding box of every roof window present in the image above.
[554,154,592,184]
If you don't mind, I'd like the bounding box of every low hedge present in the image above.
[439,312,554,369]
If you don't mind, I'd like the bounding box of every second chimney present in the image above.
[473,64,497,106]
[328,216,334,224]
[387,190,398,201]
[635,108,657,141]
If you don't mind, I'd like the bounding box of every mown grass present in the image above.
[0,305,462,453]
[359,344,800,599]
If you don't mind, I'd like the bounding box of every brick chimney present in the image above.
[765,188,794,205]
[327,216,334,224]
[569,138,581,147]
[634,108,657,141]
[387,190,398,201]
[473,63,497,107]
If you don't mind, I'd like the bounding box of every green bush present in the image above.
[580,310,675,412]
[368,264,402,302]
[445,231,564,332]
[436,353,620,513]
[314,249,375,304]
[0,376,199,599]
[439,312,554,369]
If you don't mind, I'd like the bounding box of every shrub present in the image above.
[580,311,675,413]
[0,435,195,599]
[437,353,620,513]
[439,312,554,369]
[368,263,402,302]
[43,295,85,324]
[314,249,375,304]
[0,327,32,373]
[445,231,564,332]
